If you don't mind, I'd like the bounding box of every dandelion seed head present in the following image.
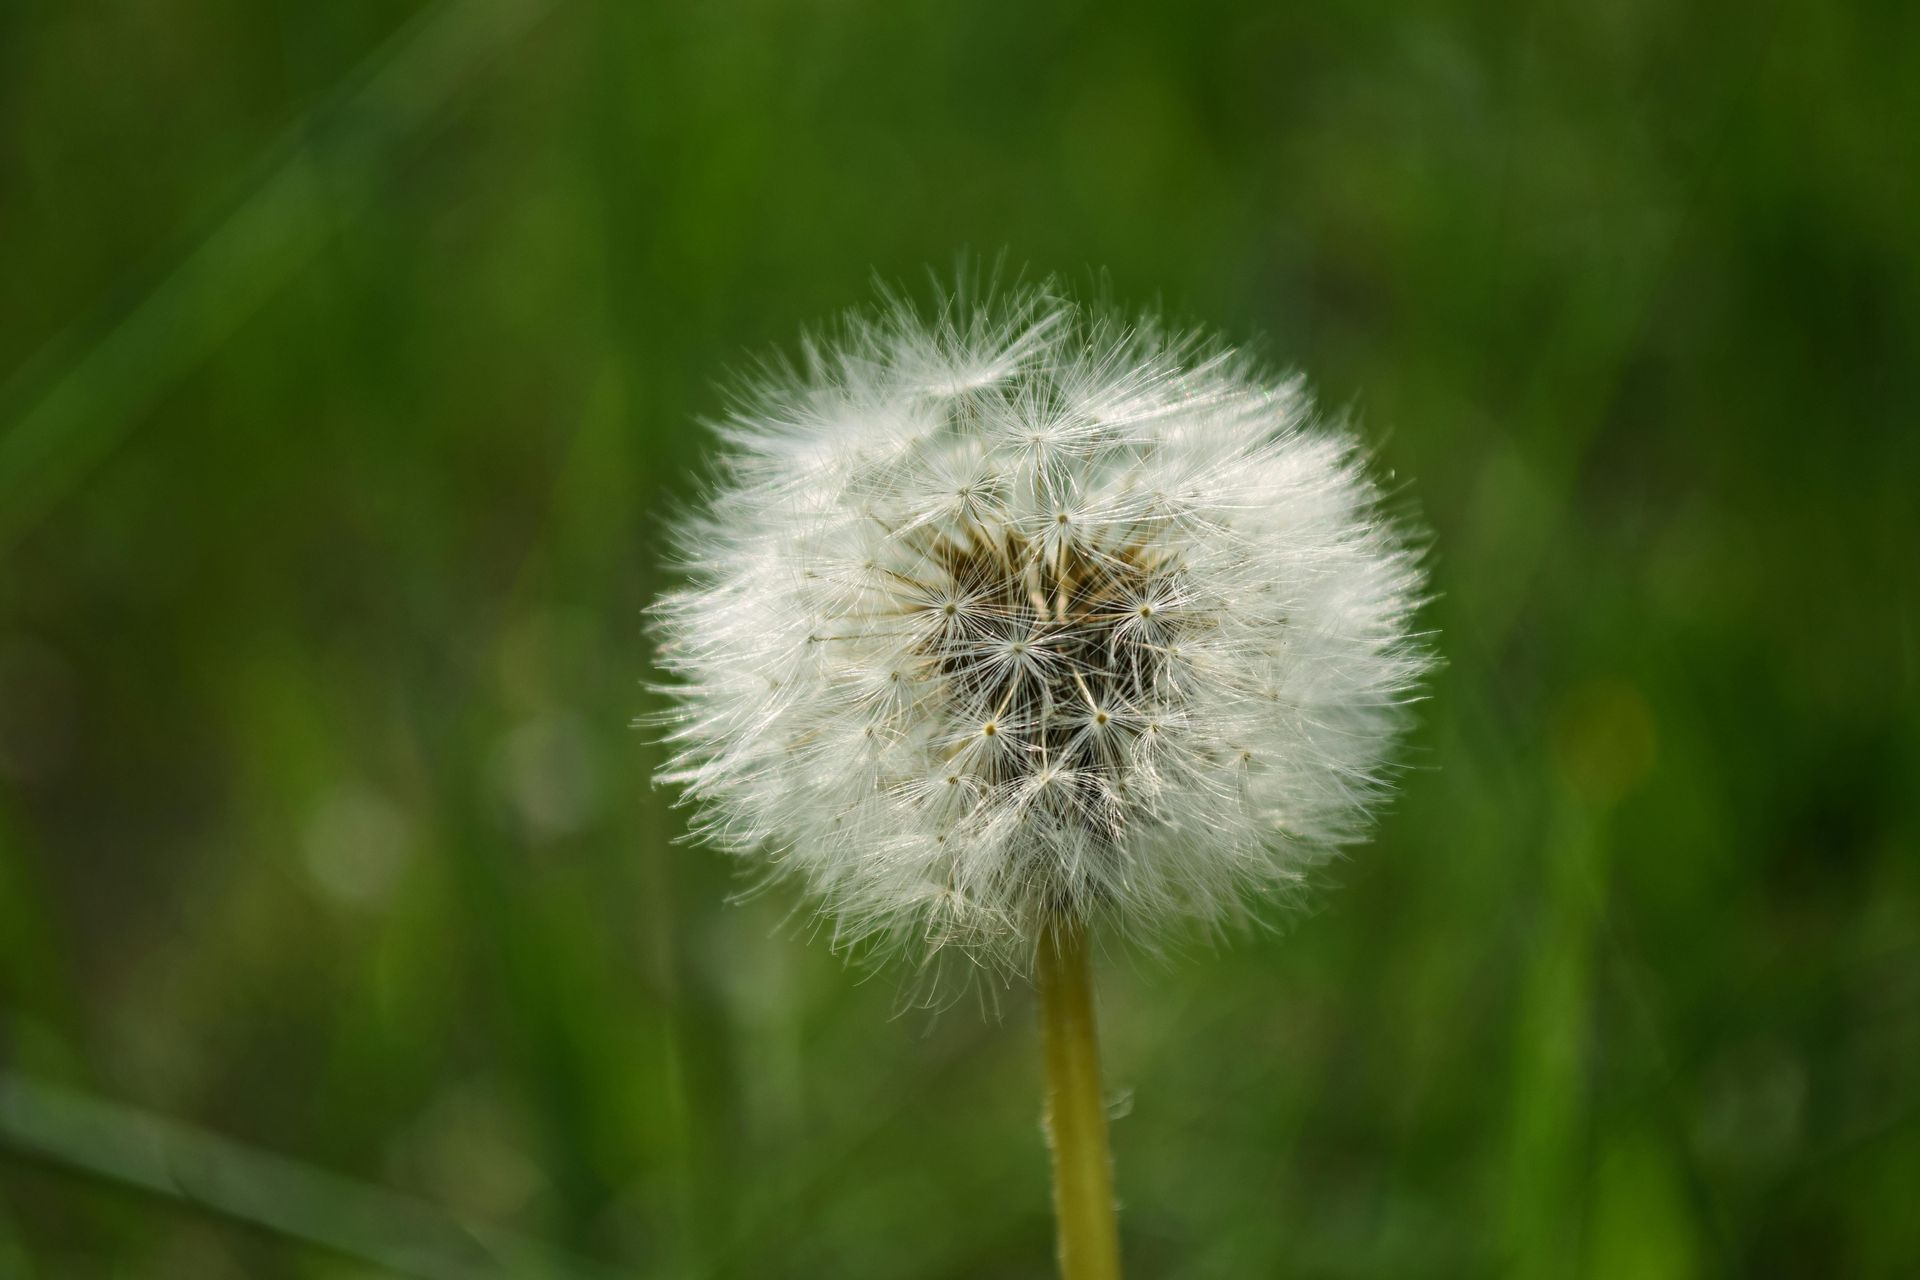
[652,281,1430,971]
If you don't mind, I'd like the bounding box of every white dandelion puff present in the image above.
[651,280,1431,971]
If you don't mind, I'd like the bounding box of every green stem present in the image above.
[1036,918,1122,1280]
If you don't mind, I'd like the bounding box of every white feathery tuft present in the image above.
[651,280,1431,972]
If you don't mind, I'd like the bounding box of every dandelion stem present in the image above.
[1037,918,1121,1280]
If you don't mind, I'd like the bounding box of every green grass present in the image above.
[1,0,1916,1275]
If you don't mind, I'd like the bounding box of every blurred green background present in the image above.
[1,0,1916,1275]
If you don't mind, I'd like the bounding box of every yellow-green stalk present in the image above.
[1037,919,1121,1280]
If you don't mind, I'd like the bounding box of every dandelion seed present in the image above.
[651,280,1430,969]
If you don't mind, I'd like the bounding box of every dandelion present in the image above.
[651,278,1430,1279]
